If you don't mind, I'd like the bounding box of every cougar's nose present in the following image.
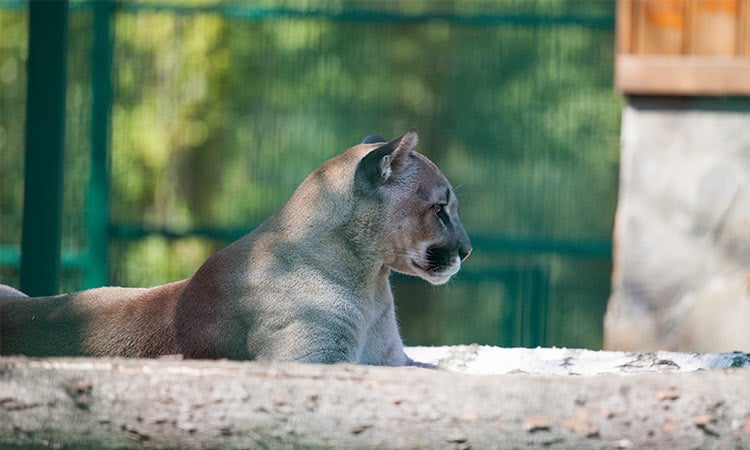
[455,220,472,262]
[458,245,472,262]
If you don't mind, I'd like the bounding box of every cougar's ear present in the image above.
[356,129,418,185]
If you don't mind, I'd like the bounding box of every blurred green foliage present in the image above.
[0,0,620,348]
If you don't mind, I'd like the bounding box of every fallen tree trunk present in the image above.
[1,350,749,449]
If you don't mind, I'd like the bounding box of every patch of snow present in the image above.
[405,345,750,375]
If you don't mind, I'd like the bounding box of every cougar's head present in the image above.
[355,130,472,285]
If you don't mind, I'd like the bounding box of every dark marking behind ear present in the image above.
[356,129,419,186]
[361,134,386,144]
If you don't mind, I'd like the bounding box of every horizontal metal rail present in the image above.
[0,226,610,273]
[2,1,614,28]
[108,223,612,258]
[0,247,88,269]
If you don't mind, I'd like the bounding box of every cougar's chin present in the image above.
[408,255,461,286]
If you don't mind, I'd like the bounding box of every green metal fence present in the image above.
[0,0,620,348]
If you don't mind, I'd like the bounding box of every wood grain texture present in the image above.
[616,0,750,94]
[1,355,749,449]
[616,54,750,94]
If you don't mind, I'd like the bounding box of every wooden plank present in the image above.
[617,0,636,53]
[684,0,697,53]
[638,0,687,55]
[740,0,750,56]
[691,0,737,55]
[615,54,750,94]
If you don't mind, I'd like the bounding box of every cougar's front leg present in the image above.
[357,302,411,367]
[249,314,361,364]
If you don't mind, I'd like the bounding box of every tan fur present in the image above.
[0,130,471,365]
[0,284,26,298]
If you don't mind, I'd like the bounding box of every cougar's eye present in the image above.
[434,202,449,225]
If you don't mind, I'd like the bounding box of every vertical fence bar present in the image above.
[20,0,69,296]
[85,0,115,288]
[527,267,549,347]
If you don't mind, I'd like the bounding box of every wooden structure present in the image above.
[2,353,750,449]
[616,0,750,94]
[607,0,750,353]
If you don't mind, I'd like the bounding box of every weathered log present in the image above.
[1,348,749,449]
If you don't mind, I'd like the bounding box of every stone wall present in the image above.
[605,97,750,352]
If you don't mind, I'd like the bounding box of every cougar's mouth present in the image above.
[410,246,462,285]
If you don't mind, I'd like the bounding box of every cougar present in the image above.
[0,130,472,365]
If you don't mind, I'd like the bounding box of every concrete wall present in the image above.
[605,97,750,352]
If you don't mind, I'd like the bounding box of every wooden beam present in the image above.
[616,54,750,94]
[616,0,635,54]
[638,0,687,55]
[1,356,749,449]
[690,0,738,56]
[740,0,750,56]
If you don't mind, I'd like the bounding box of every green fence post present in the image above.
[526,267,549,347]
[85,0,115,288]
[20,0,69,297]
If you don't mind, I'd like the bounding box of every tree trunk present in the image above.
[1,348,749,449]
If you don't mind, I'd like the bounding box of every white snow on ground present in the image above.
[405,345,750,375]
